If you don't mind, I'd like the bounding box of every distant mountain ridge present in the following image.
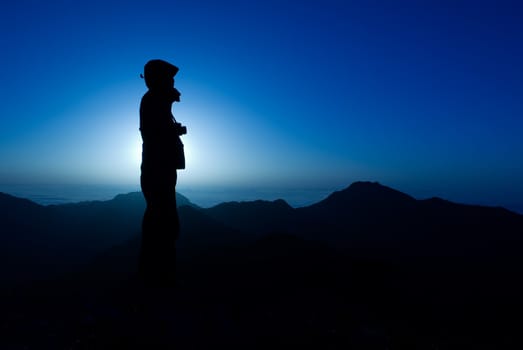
[205,181,523,255]
[1,181,522,286]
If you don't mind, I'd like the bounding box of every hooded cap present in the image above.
[142,59,179,89]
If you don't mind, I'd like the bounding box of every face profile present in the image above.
[172,87,181,102]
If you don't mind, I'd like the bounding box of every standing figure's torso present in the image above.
[140,91,181,169]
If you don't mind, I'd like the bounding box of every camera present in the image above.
[174,122,187,136]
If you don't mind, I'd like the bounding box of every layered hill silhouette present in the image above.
[206,181,523,257]
[2,181,523,348]
[0,191,198,285]
[1,181,522,286]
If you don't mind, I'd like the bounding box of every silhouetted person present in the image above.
[138,59,186,287]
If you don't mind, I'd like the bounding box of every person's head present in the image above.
[142,59,179,92]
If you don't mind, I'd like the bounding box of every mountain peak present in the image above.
[345,181,395,191]
[345,181,414,199]
[314,181,415,210]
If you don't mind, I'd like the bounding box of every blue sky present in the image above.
[1,0,522,210]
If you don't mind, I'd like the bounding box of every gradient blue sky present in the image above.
[1,0,522,210]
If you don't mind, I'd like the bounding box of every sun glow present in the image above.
[131,137,142,167]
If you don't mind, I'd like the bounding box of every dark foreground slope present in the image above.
[1,182,523,348]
